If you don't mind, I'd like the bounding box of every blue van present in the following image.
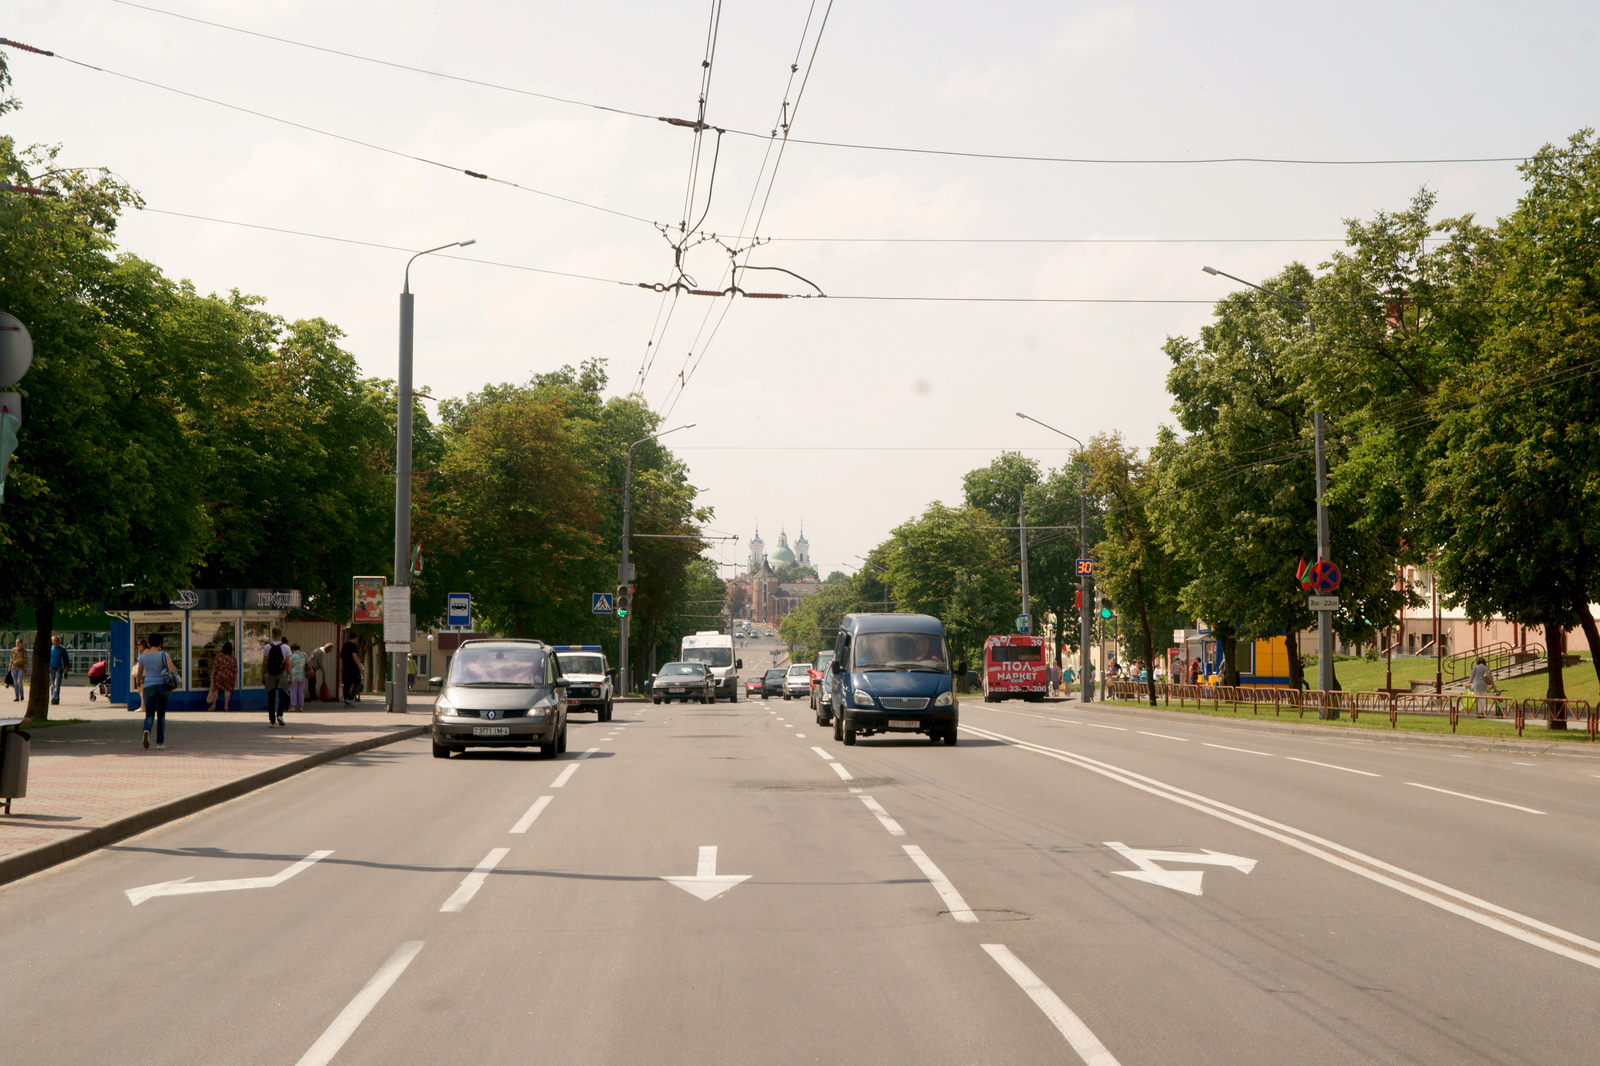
[828,613,958,746]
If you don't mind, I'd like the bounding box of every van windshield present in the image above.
[558,654,605,675]
[853,632,949,672]
[451,646,549,687]
[682,646,733,668]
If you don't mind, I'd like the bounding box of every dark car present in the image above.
[761,667,786,698]
[652,661,715,704]
[431,639,570,759]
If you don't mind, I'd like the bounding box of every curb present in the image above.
[1061,698,1600,760]
[0,724,427,889]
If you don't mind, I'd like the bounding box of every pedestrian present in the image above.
[288,642,308,717]
[263,627,293,726]
[132,632,180,749]
[205,640,238,711]
[341,635,362,706]
[1063,664,1075,696]
[49,635,69,705]
[1188,659,1202,685]
[406,652,417,691]
[1469,656,1500,716]
[7,638,26,702]
[1138,661,1149,684]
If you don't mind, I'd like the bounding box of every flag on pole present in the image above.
[410,541,423,576]
[1296,558,1311,592]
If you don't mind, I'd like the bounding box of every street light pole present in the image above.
[1016,412,1090,704]
[620,423,695,698]
[390,238,474,713]
[1018,489,1030,632]
[1202,266,1336,713]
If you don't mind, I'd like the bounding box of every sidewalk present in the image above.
[0,683,431,886]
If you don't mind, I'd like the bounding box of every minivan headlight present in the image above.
[853,689,877,709]
[435,695,455,715]
[934,690,953,706]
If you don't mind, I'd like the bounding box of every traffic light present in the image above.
[615,584,632,619]
[1100,599,1114,619]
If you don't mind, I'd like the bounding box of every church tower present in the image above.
[795,524,810,566]
[748,525,765,574]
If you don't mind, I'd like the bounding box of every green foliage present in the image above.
[880,502,1013,661]
[773,562,818,582]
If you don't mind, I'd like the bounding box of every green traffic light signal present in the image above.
[1100,606,1112,618]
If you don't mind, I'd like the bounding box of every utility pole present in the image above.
[620,423,694,697]
[1014,412,1090,702]
[1018,490,1030,632]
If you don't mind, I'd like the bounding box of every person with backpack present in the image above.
[263,627,293,726]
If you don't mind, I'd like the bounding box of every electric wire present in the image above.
[1,39,661,227]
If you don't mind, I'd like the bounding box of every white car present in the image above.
[783,663,813,699]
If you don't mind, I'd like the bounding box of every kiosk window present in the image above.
[189,618,237,693]
[241,619,271,687]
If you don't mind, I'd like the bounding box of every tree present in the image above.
[880,502,1013,663]
[773,562,818,582]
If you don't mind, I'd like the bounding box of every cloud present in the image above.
[1053,5,1143,54]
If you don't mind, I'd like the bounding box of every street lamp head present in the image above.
[1202,266,1220,275]
[458,239,476,248]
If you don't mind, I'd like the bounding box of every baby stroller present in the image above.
[88,659,110,701]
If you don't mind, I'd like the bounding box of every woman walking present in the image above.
[206,641,238,711]
[133,632,179,749]
[7,638,25,701]
[289,642,308,717]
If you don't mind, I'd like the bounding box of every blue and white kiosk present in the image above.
[112,588,304,711]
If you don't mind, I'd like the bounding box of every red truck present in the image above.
[982,634,1048,702]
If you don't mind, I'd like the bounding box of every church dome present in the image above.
[769,543,797,564]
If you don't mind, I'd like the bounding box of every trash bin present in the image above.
[1,723,29,814]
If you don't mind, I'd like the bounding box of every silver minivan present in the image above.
[431,639,569,759]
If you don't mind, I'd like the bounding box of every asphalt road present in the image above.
[5,692,1600,1065]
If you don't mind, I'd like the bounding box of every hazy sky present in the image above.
[7,1,1597,581]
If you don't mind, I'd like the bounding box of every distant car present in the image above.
[652,661,715,704]
[744,676,764,697]
[762,668,787,698]
[431,639,569,759]
[553,646,614,721]
[784,663,813,699]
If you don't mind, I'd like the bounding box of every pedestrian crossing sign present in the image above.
[593,593,614,614]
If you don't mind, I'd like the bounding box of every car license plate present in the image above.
[472,726,510,736]
[671,687,685,693]
[888,719,918,728]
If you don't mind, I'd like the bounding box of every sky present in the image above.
[5,1,1598,582]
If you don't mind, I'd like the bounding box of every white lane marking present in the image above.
[830,761,854,781]
[982,944,1121,1065]
[795,733,807,738]
[903,844,978,922]
[1137,731,1188,742]
[811,746,836,761]
[859,796,906,836]
[126,850,333,906]
[959,722,1600,971]
[509,796,553,834]
[661,845,752,901]
[1450,754,1471,759]
[1204,743,1274,757]
[1407,782,1545,815]
[848,786,863,793]
[1082,723,1127,731]
[1286,756,1379,777]
[1105,841,1255,896]
[294,941,424,1066]
[550,764,580,788]
[577,747,600,759]
[440,848,510,912]
[1514,762,1537,766]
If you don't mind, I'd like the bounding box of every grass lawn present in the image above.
[1322,651,1598,705]
[1104,691,1600,743]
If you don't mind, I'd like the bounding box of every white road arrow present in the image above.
[661,846,751,901]
[1104,841,1255,897]
[125,850,333,906]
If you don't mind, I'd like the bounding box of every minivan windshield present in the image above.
[558,653,605,675]
[451,645,549,687]
[682,646,734,668]
[853,632,949,672]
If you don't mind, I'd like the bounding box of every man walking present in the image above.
[262,627,293,727]
[341,636,362,706]
[49,635,69,705]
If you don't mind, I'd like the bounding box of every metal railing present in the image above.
[1444,640,1545,683]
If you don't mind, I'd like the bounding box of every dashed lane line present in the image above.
[294,941,424,1066]
[509,796,553,834]
[1082,723,1128,731]
[1407,782,1545,815]
[983,944,1121,1066]
[1204,742,1275,756]
[829,762,854,781]
[859,796,906,836]
[1137,731,1188,742]
[1286,756,1379,777]
[810,746,836,761]
[550,764,581,788]
[440,848,510,913]
[903,844,978,923]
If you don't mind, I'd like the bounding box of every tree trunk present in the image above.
[26,597,55,722]
[1219,626,1240,686]
[1134,575,1157,706]
[1545,620,1567,728]
[1285,635,1306,691]
[1577,602,1600,693]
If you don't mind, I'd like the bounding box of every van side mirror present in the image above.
[735,659,743,669]
[830,660,842,674]
[428,676,443,689]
